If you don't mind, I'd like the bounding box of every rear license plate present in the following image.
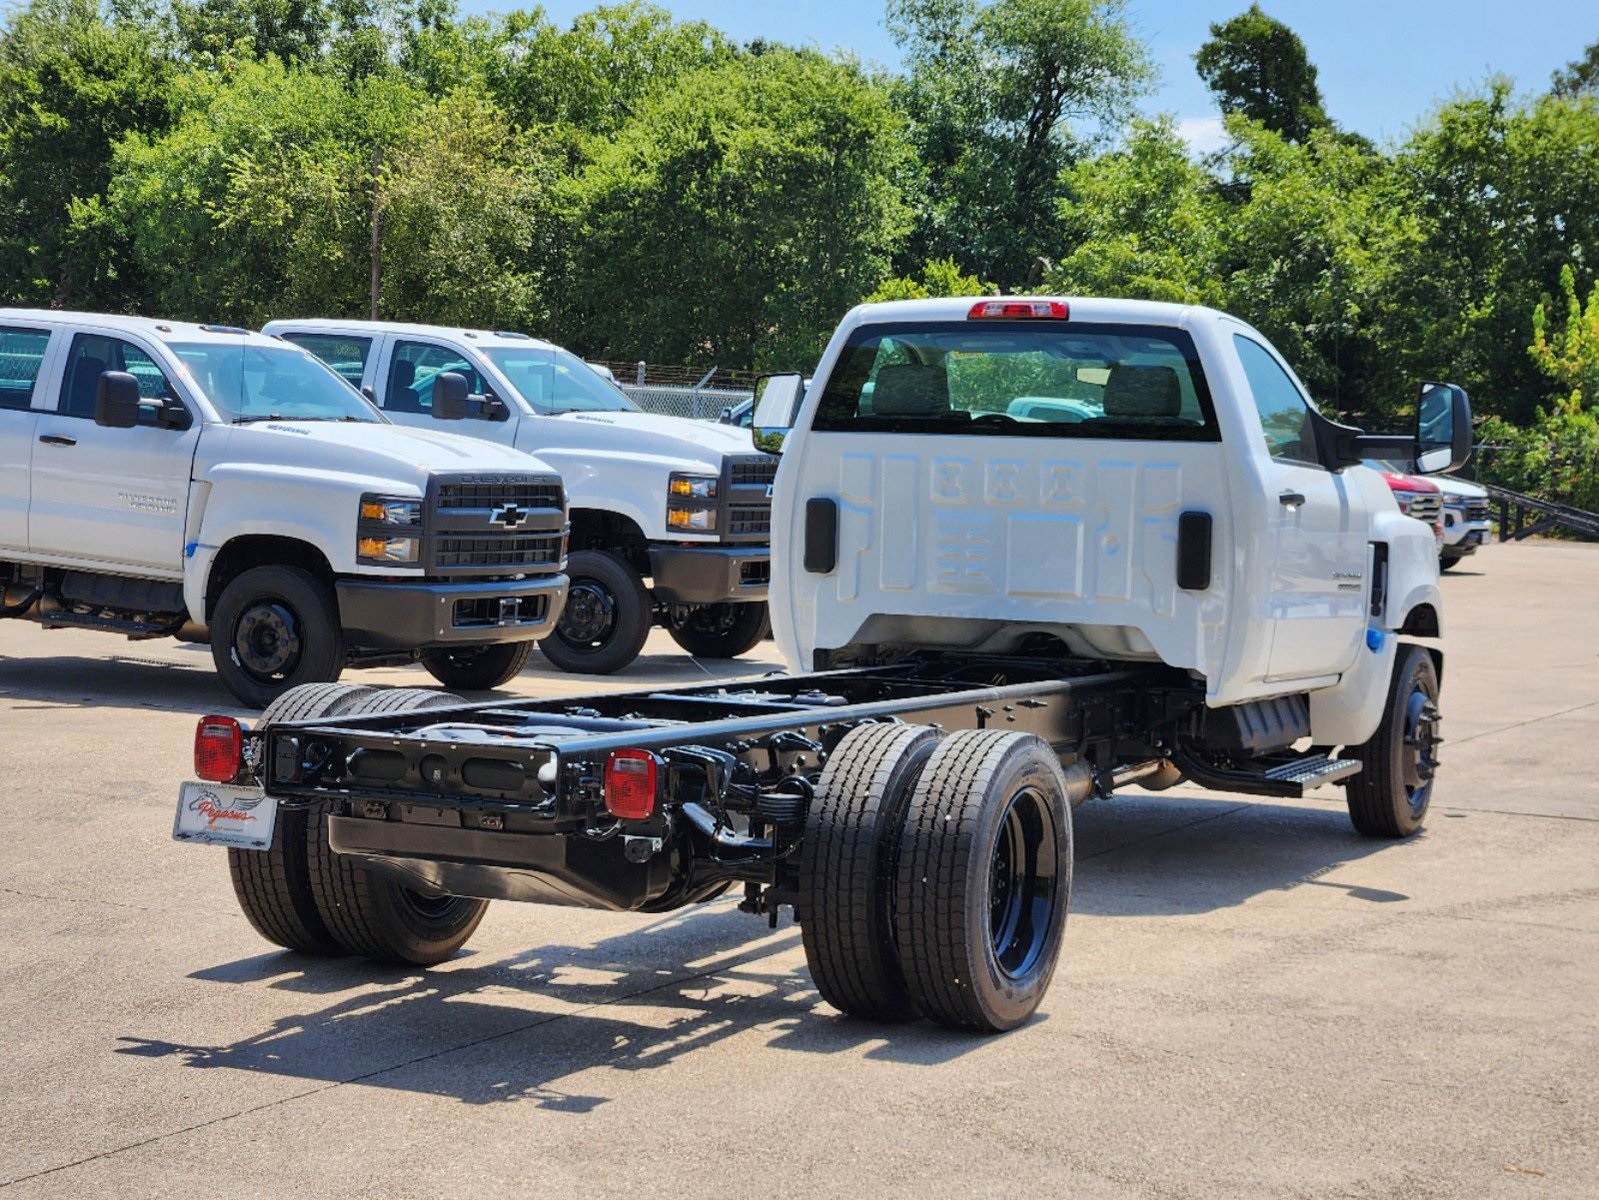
[173,781,277,850]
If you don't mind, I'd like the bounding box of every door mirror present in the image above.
[93,371,142,429]
[752,373,805,454]
[1414,382,1472,474]
[432,371,470,421]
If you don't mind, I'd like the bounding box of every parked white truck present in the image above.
[177,297,1469,1033]
[262,320,776,674]
[0,312,569,706]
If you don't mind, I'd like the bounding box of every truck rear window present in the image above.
[812,321,1219,441]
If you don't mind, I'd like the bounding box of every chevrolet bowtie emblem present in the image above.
[488,503,530,529]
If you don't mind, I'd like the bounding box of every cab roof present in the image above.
[0,308,281,346]
[845,295,1205,328]
[261,317,562,352]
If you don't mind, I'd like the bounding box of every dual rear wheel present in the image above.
[800,724,1073,1034]
[228,684,488,966]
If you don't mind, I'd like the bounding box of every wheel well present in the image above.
[1399,603,1440,638]
[206,536,334,620]
[568,508,650,574]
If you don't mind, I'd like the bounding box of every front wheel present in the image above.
[211,565,345,709]
[537,550,652,675]
[1345,643,1441,838]
[421,642,536,690]
[665,602,770,659]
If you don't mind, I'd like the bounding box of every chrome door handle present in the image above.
[38,434,76,447]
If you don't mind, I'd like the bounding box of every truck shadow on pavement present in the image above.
[115,796,1411,1108]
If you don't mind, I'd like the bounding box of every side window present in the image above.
[58,333,180,424]
[0,326,51,412]
[280,333,372,388]
[387,341,483,414]
[1233,335,1321,467]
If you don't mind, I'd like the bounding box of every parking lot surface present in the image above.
[2,540,1597,1199]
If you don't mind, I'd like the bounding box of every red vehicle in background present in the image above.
[1373,466,1445,547]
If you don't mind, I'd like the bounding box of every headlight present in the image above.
[667,506,717,531]
[360,494,422,526]
[668,474,718,499]
[358,536,420,563]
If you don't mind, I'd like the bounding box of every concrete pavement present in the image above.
[2,540,1596,1198]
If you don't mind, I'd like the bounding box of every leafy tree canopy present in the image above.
[1194,3,1329,143]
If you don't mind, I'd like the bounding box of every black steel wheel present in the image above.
[421,642,536,690]
[305,687,489,965]
[538,550,652,675]
[211,565,345,709]
[227,683,376,956]
[893,731,1072,1033]
[1345,643,1442,838]
[800,722,941,1022]
[666,602,771,659]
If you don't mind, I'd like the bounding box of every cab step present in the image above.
[1172,750,1363,799]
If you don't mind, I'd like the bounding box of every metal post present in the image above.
[636,361,646,386]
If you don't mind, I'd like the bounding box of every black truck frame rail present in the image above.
[252,655,1217,917]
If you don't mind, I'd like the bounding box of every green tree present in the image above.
[1194,4,1329,144]
[104,58,419,321]
[1551,38,1599,98]
[1530,263,1599,409]
[1050,117,1228,306]
[865,255,991,302]
[887,0,1151,286]
[559,49,912,369]
[0,0,173,307]
[1378,82,1599,423]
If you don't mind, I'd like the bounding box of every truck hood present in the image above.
[1429,474,1488,500]
[541,410,756,467]
[198,420,556,492]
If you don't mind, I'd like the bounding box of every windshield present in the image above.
[171,342,384,424]
[813,322,1218,441]
[483,346,640,415]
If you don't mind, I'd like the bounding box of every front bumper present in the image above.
[336,573,567,650]
[1442,510,1492,554]
[649,544,771,605]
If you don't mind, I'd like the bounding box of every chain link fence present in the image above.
[617,384,752,421]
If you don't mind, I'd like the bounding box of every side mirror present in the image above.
[432,371,470,421]
[93,371,142,428]
[752,373,805,454]
[1414,382,1472,474]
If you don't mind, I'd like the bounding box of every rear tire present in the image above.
[304,687,489,965]
[893,731,1073,1033]
[211,565,345,709]
[227,683,376,956]
[666,602,771,659]
[421,642,536,690]
[1345,644,1441,838]
[799,723,941,1022]
[538,550,652,675]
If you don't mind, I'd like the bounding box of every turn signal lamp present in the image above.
[195,716,244,783]
[604,749,660,820]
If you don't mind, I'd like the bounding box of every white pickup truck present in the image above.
[261,320,776,674]
[0,311,569,706]
[178,297,1469,1033]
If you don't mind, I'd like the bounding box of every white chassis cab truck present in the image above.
[0,311,569,707]
[261,320,776,674]
[175,297,1469,1033]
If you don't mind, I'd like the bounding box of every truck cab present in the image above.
[0,311,569,706]
[763,297,1453,733]
[262,319,776,674]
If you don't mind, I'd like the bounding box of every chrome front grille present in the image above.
[1465,499,1490,522]
[1399,494,1442,524]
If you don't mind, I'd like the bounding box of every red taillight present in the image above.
[968,299,1069,320]
[194,716,244,783]
[604,749,659,820]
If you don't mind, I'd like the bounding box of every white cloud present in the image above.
[1177,115,1228,155]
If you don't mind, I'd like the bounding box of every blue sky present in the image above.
[463,0,1597,149]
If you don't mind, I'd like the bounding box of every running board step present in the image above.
[1172,751,1363,799]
